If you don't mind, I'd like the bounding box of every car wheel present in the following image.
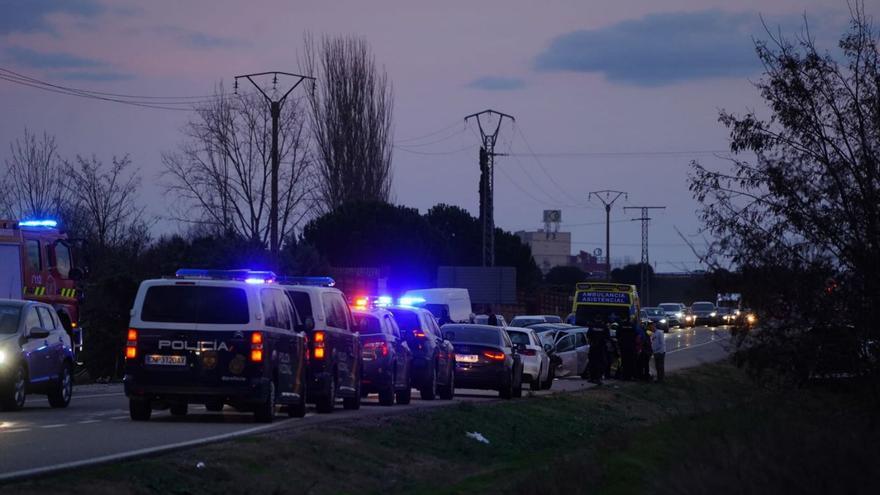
[0,364,27,411]
[254,381,276,423]
[499,371,513,399]
[343,369,362,410]
[315,371,336,414]
[512,366,523,398]
[378,373,395,406]
[129,398,152,421]
[530,366,542,391]
[170,403,188,416]
[396,378,412,405]
[439,366,455,400]
[48,363,73,408]
[205,400,224,412]
[288,388,307,418]
[420,364,437,401]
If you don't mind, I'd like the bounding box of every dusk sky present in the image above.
[1,0,873,272]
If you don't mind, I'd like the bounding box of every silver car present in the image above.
[552,328,589,378]
[505,327,551,390]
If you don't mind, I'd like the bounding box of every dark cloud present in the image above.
[6,46,103,68]
[56,70,133,81]
[154,26,247,49]
[0,0,103,34]
[535,10,773,86]
[467,76,526,91]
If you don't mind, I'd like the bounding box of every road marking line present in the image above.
[1,428,30,434]
[0,419,292,482]
[668,338,729,354]
[41,424,66,429]
[109,415,129,420]
[77,420,102,424]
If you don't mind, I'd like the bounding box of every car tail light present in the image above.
[250,331,263,362]
[412,330,427,338]
[483,350,505,361]
[313,330,326,360]
[125,328,137,360]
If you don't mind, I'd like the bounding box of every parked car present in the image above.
[510,315,561,327]
[399,288,472,323]
[640,307,670,331]
[717,307,735,325]
[387,306,456,400]
[125,270,307,422]
[505,327,552,390]
[690,301,719,326]
[279,277,362,414]
[0,299,75,411]
[442,324,523,399]
[474,314,508,327]
[351,308,412,406]
[658,302,686,328]
[550,327,590,378]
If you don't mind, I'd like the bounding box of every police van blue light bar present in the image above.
[276,276,336,287]
[175,269,277,283]
[375,296,393,307]
[399,296,426,307]
[19,219,58,228]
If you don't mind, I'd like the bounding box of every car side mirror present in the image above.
[29,327,50,339]
[68,267,84,281]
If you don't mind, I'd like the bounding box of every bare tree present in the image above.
[162,87,312,245]
[0,129,71,219]
[66,154,150,251]
[302,34,394,211]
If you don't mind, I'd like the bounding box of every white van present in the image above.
[399,288,472,324]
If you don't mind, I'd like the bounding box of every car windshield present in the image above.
[387,308,420,332]
[644,308,664,316]
[659,304,680,312]
[511,318,543,327]
[141,285,250,324]
[352,313,382,334]
[543,315,562,323]
[692,303,715,311]
[0,304,22,334]
[507,331,531,346]
[444,326,501,345]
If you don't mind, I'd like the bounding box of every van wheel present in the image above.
[129,398,152,421]
[343,370,362,410]
[420,365,437,401]
[288,390,307,418]
[0,364,27,411]
[170,403,188,416]
[254,381,276,423]
[396,380,412,405]
[315,373,336,414]
[378,371,395,406]
[438,367,455,400]
[48,363,74,408]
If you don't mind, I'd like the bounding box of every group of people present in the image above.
[585,317,665,386]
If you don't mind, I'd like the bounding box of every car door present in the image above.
[554,334,578,377]
[36,306,64,375]
[21,306,51,382]
[384,314,408,386]
[531,331,549,376]
[263,289,297,400]
[428,313,452,382]
[574,332,589,375]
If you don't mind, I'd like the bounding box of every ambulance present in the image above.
[571,282,641,328]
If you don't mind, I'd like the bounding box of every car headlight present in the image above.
[675,312,683,318]
[685,315,693,321]
[747,314,756,323]
[0,349,7,366]
[660,319,667,324]
[710,312,717,317]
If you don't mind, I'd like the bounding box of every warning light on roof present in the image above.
[399,296,426,307]
[175,269,276,283]
[276,276,335,287]
[375,296,392,307]
[19,219,58,228]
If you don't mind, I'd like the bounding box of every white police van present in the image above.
[123,269,307,422]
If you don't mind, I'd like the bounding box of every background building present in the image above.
[516,229,572,274]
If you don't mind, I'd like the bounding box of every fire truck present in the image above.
[0,219,84,356]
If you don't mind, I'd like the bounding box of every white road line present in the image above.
[0,419,293,482]
[40,424,66,429]
[1,428,30,434]
[76,420,102,424]
[667,337,729,354]
[109,415,129,420]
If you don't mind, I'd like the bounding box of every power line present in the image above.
[395,120,464,143]
[512,124,586,206]
[393,144,476,156]
[393,126,467,148]
[506,149,730,158]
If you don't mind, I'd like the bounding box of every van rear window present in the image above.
[141,286,249,324]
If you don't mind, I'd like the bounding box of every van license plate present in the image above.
[456,354,479,363]
[146,355,187,366]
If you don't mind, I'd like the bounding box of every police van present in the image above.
[124,269,307,423]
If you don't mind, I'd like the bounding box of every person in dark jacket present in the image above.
[617,322,637,380]
[638,322,655,381]
[586,323,608,385]
[486,306,498,327]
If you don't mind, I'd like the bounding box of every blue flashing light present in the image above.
[19,219,58,228]
[175,269,276,283]
[276,276,336,287]
[375,296,393,307]
[399,296,426,307]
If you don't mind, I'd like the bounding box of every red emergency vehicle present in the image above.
[0,219,84,354]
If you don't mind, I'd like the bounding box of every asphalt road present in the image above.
[0,325,731,481]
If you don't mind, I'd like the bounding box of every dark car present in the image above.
[0,299,75,411]
[690,301,719,326]
[387,306,455,400]
[352,308,412,406]
[280,279,362,414]
[658,303,686,328]
[443,324,523,399]
[640,307,670,331]
[124,271,308,422]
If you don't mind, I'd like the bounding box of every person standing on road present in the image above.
[617,321,636,380]
[586,323,608,385]
[639,322,654,381]
[486,307,498,327]
[652,321,666,383]
[605,322,619,379]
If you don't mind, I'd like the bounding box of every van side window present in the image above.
[26,240,41,272]
[273,290,294,330]
[286,290,312,321]
[322,293,343,329]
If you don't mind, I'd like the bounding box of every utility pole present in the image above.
[234,71,314,264]
[623,206,665,305]
[465,109,515,267]
[589,190,628,278]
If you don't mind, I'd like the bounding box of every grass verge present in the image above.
[7,364,880,494]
